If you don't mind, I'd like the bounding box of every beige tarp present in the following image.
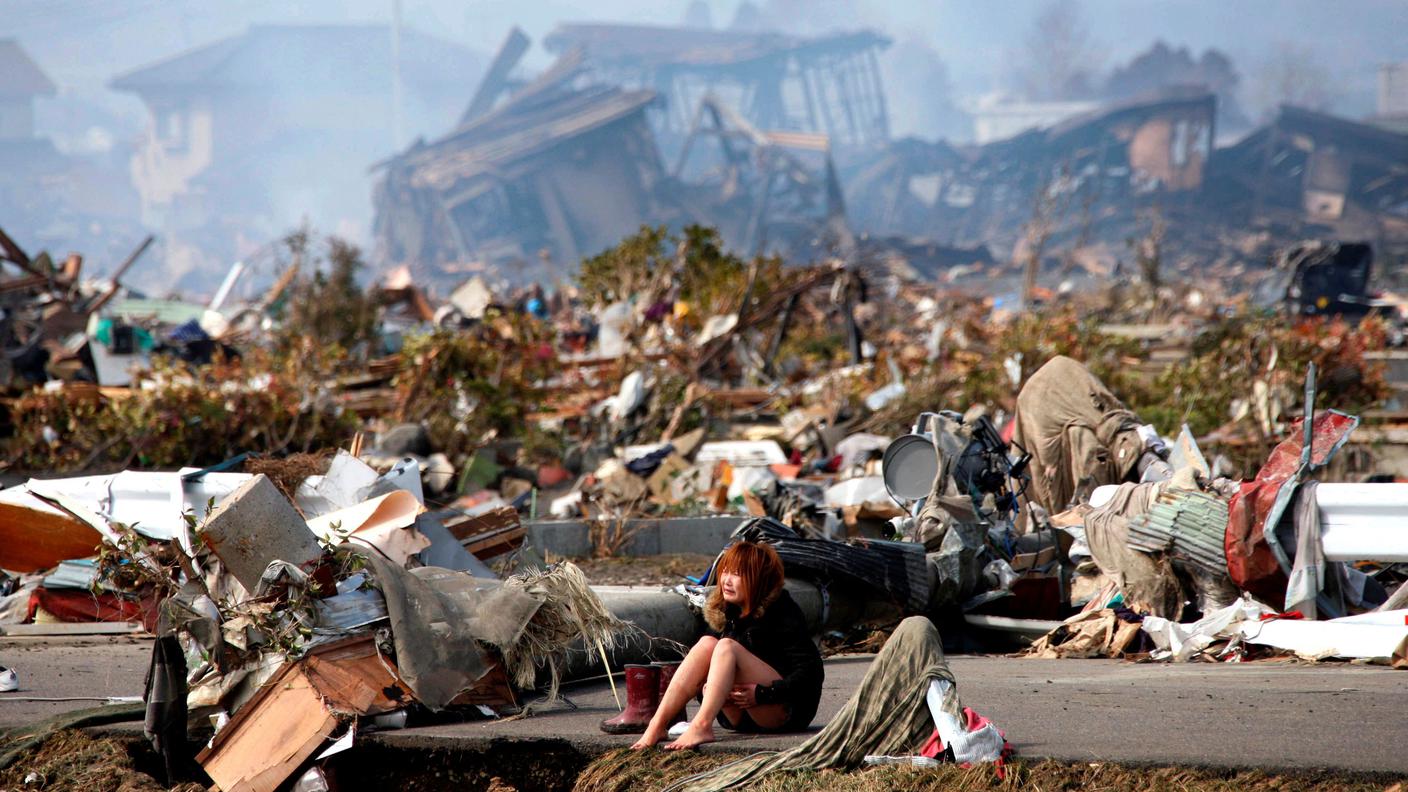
[1013,355,1145,514]
[1082,482,1185,619]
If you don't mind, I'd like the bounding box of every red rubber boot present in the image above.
[599,664,660,734]
[653,661,687,727]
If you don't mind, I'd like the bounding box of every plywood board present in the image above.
[199,665,338,792]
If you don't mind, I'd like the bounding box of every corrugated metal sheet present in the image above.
[314,586,389,631]
[41,558,101,590]
[1126,488,1228,576]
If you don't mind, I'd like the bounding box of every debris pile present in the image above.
[0,448,629,790]
[2,180,1407,791]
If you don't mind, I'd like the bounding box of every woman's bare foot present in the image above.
[664,722,716,750]
[630,725,665,750]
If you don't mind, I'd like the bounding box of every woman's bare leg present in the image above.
[630,636,717,750]
[666,638,785,749]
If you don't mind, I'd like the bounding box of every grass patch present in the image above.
[573,748,1406,792]
[0,730,203,792]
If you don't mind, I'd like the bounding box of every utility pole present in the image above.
[390,0,404,150]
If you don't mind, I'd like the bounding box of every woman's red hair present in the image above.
[710,541,784,619]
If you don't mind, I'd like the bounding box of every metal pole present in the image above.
[390,0,405,150]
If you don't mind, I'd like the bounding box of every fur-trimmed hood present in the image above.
[703,583,784,633]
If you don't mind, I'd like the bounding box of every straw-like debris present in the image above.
[502,561,636,700]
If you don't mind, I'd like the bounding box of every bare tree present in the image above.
[1013,0,1102,101]
[1251,42,1332,118]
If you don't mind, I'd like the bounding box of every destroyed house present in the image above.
[111,25,484,283]
[543,23,892,152]
[0,39,55,143]
[373,85,667,282]
[851,90,1217,254]
[0,38,64,214]
[1209,105,1408,245]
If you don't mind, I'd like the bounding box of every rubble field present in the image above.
[5,8,1408,792]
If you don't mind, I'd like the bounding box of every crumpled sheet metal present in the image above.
[1225,410,1357,606]
[1126,488,1229,576]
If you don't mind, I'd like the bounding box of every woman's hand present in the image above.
[729,684,758,709]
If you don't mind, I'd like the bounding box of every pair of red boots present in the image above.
[599,661,686,734]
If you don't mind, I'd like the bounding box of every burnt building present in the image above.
[374,83,668,285]
[1209,105,1408,247]
[847,90,1217,258]
[373,26,871,287]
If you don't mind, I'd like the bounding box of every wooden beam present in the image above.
[86,235,154,314]
[460,27,531,125]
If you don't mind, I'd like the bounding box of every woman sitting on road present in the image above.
[631,540,824,750]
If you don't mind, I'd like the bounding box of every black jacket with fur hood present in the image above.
[704,586,823,729]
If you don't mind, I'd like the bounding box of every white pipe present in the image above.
[209,260,245,311]
[1239,613,1408,661]
[1316,483,1408,562]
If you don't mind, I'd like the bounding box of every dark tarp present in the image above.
[351,546,541,710]
[732,518,930,613]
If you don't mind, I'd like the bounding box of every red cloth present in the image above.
[918,706,1014,778]
[1225,411,1357,605]
[27,587,158,632]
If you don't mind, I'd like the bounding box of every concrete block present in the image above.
[525,520,592,557]
[654,516,738,556]
[199,474,322,592]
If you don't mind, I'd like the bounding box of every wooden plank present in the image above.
[462,525,526,560]
[444,658,516,711]
[198,664,339,792]
[444,506,519,541]
[304,635,409,716]
[302,656,379,715]
[460,27,531,124]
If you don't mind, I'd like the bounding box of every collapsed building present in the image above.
[849,91,1408,284]
[846,89,1217,262]
[372,20,1408,293]
[373,83,667,285]
[541,23,892,153]
[1208,105,1408,247]
[373,25,873,289]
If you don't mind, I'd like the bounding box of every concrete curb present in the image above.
[524,516,743,558]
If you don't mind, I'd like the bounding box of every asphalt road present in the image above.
[3,637,1405,774]
[0,636,151,727]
